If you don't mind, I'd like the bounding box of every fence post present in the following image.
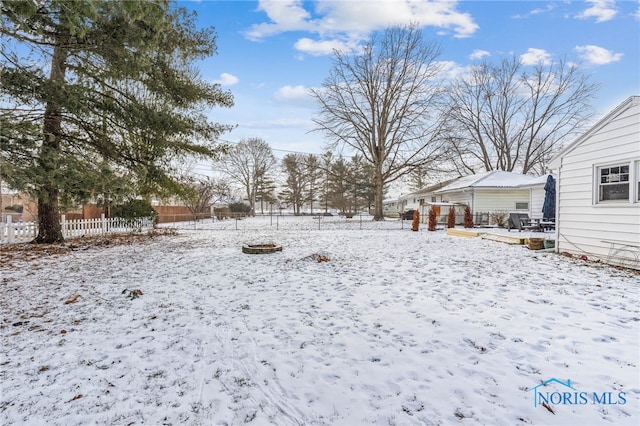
[101,213,106,235]
[7,215,14,244]
[61,215,67,238]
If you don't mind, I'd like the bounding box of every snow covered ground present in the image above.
[1,215,638,425]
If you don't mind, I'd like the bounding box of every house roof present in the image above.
[516,174,550,188]
[397,178,459,200]
[548,95,640,169]
[433,171,540,193]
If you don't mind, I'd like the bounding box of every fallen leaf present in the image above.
[64,294,81,305]
[541,401,555,414]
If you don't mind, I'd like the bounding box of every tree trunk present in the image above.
[35,41,67,243]
[373,162,384,221]
[36,183,63,243]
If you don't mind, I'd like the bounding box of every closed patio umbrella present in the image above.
[542,175,556,220]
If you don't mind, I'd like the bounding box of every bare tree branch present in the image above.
[310,24,446,220]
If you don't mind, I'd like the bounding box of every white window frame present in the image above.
[594,162,632,204]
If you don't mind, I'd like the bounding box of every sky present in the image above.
[183,0,640,167]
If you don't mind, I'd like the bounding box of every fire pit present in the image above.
[242,243,283,254]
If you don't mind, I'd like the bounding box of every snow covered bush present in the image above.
[447,206,456,228]
[411,209,420,231]
[428,206,437,231]
[463,205,473,228]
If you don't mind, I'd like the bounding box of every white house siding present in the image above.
[553,96,640,269]
[473,189,531,213]
[437,191,471,205]
[529,186,545,219]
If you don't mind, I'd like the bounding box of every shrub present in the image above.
[112,199,157,223]
[214,207,231,220]
[489,211,509,228]
[228,202,251,216]
[411,209,420,231]
[447,206,456,228]
[463,205,473,228]
[428,206,437,231]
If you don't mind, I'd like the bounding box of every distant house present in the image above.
[516,174,549,220]
[392,178,458,216]
[384,171,548,224]
[549,96,640,269]
[1,191,38,222]
[428,171,545,225]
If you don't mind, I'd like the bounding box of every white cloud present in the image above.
[244,0,313,41]
[434,60,469,81]
[575,45,623,64]
[520,48,552,65]
[294,38,354,56]
[469,49,490,60]
[274,85,316,108]
[512,2,557,19]
[274,85,307,101]
[214,73,239,86]
[312,0,479,38]
[245,0,480,56]
[576,0,617,22]
[530,3,557,15]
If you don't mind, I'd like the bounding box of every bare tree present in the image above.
[218,138,276,215]
[179,176,231,221]
[444,56,599,175]
[310,25,446,220]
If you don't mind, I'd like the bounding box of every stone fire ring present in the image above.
[242,243,283,254]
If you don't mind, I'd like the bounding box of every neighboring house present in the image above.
[393,178,458,215]
[549,96,640,270]
[1,192,38,222]
[382,198,401,218]
[429,171,545,225]
[384,171,548,225]
[517,174,549,220]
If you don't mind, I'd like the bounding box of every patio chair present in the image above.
[508,213,538,232]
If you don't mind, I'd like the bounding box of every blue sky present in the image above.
[184,0,639,159]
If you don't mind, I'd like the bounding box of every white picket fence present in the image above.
[1,214,155,245]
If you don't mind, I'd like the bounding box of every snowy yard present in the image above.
[1,216,638,425]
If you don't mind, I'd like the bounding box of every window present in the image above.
[515,202,529,210]
[598,164,630,202]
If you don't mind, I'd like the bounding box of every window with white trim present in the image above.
[515,202,529,210]
[598,164,630,202]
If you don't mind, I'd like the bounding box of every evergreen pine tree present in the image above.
[447,206,456,228]
[463,205,474,228]
[1,0,233,242]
